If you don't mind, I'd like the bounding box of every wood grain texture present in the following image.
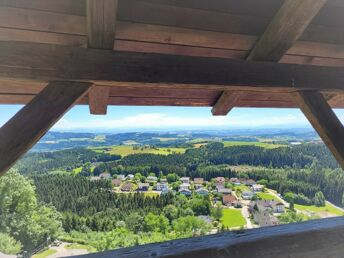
[293,91,344,168]
[88,86,110,114]
[2,41,344,92]
[72,217,344,258]
[247,0,327,61]
[0,82,92,176]
[211,91,242,116]
[87,0,118,49]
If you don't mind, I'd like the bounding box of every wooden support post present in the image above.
[211,91,241,116]
[87,0,118,49]
[293,91,344,168]
[247,0,327,61]
[0,81,92,176]
[88,86,110,114]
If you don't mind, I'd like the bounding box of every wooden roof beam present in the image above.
[86,0,118,49]
[211,91,241,116]
[88,86,110,114]
[247,0,327,61]
[0,82,92,176]
[293,91,344,168]
[2,42,344,92]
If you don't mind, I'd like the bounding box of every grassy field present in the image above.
[65,243,96,252]
[32,249,57,258]
[143,191,160,198]
[221,208,246,228]
[295,203,344,216]
[257,192,281,202]
[223,141,285,149]
[91,145,186,156]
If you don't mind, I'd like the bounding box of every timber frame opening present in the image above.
[1,0,344,257]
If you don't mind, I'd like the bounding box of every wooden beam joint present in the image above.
[88,86,110,114]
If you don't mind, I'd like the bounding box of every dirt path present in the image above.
[241,206,254,229]
[46,243,89,258]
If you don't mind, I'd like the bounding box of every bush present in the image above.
[0,232,22,255]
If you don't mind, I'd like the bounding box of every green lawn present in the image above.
[223,141,285,149]
[234,185,250,193]
[143,191,160,198]
[91,145,186,156]
[32,249,57,258]
[295,203,344,216]
[221,208,246,228]
[72,166,83,174]
[257,192,280,202]
[65,243,96,252]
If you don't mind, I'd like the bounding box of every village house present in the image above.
[179,188,192,196]
[146,176,158,182]
[252,184,264,192]
[230,178,241,185]
[160,178,168,183]
[126,174,134,180]
[194,183,203,190]
[193,178,204,184]
[249,200,285,214]
[218,188,232,195]
[215,177,225,184]
[117,174,126,180]
[223,194,239,207]
[156,182,169,192]
[121,182,133,192]
[195,188,209,196]
[253,209,279,227]
[99,172,111,179]
[180,183,190,190]
[242,191,254,200]
[180,177,190,184]
[245,179,256,186]
[112,179,122,187]
[137,183,149,191]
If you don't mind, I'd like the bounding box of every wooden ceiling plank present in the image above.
[211,91,242,116]
[0,81,92,176]
[293,91,344,168]
[87,0,118,49]
[247,0,327,61]
[88,86,110,114]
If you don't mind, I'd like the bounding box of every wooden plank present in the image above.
[87,0,118,49]
[0,0,85,16]
[117,0,271,36]
[2,42,344,92]
[0,27,86,47]
[293,91,344,168]
[0,82,92,176]
[88,86,110,114]
[0,6,86,35]
[72,217,344,258]
[247,0,327,61]
[211,91,241,116]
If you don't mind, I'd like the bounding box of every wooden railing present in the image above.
[71,216,344,258]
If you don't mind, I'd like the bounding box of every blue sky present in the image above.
[1,105,344,132]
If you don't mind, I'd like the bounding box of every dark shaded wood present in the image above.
[212,91,241,116]
[3,42,344,92]
[0,0,85,16]
[293,91,344,168]
[88,86,110,114]
[87,0,118,49]
[247,0,327,61]
[72,217,344,258]
[0,82,92,176]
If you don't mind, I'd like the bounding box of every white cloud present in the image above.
[53,112,309,130]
